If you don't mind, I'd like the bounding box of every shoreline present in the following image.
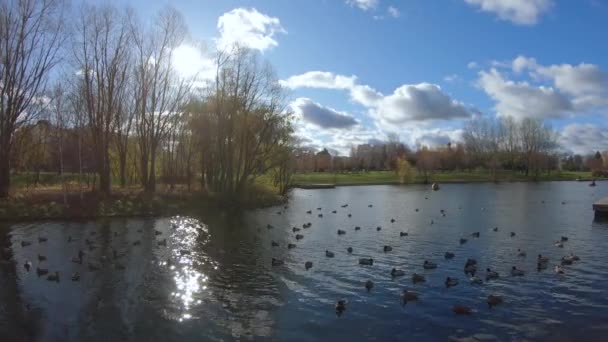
[294,177,601,188]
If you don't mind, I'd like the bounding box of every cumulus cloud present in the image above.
[444,74,460,82]
[477,56,608,120]
[290,98,358,129]
[216,8,286,52]
[280,71,356,90]
[172,44,215,81]
[415,129,464,148]
[560,123,608,154]
[464,0,553,25]
[346,0,379,11]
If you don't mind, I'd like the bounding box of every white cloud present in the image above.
[290,98,358,129]
[477,68,572,120]
[172,44,215,81]
[444,74,460,82]
[560,123,608,154]
[464,0,553,25]
[280,71,357,90]
[387,6,400,18]
[346,0,379,11]
[216,8,286,52]
[512,55,538,73]
[467,61,479,69]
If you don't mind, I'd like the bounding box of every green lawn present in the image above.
[292,170,597,186]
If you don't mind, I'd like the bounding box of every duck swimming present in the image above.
[412,273,426,284]
[401,289,419,304]
[493,227,498,232]
[377,226,382,231]
[325,250,335,258]
[555,265,565,274]
[21,241,31,247]
[355,226,361,231]
[305,261,313,270]
[306,210,312,214]
[292,227,300,232]
[470,276,483,285]
[459,238,468,245]
[365,280,374,292]
[47,272,60,282]
[295,234,304,240]
[24,261,32,272]
[391,268,405,277]
[271,241,279,247]
[517,249,527,257]
[391,218,396,223]
[511,266,525,276]
[71,272,80,281]
[38,237,47,243]
[471,232,480,238]
[555,241,564,248]
[36,267,48,276]
[486,268,499,280]
[335,300,347,316]
[445,252,455,259]
[452,305,472,315]
[158,239,167,246]
[347,247,353,253]
[445,277,459,288]
[288,243,296,249]
[383,245,392,252]
[510,232,516,237]
[487,295,503,308]
[271,258,284,266]
[423,260,437,269]
[400,232,408,237]
[337,229,346,235]
[37,254,46,262]
[359,258,373,265]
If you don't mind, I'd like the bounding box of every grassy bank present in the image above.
[292,170,599,186]
[0,175,285,222]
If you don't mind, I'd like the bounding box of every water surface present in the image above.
[1,182,608,341]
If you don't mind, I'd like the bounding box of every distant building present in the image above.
[315,148,331,171]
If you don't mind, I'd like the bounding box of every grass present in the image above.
[292,170,598,186]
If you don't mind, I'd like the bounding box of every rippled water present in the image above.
[2,182,608,341]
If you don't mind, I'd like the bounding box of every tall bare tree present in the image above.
[130,7,190,193]
[0,0,66,197]
[72,3,132,195]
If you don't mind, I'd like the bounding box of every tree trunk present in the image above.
[0,149,10,198]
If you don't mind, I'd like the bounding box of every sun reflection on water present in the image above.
[168,216,214,322]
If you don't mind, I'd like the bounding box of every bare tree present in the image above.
[0,0,66,197]
[49,82,69,204]
[72,3,132,195]
[130,7,190,193]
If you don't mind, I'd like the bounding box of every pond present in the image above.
[1,182,608,341]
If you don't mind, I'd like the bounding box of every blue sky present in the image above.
[91,0,608,155]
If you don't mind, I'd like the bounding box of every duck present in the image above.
[365,280,374,292]
[487,295,503,308]
[287,243,296,249]
[157,239,167,246]
[569,253,580,261]
[376,226,382,231]
[415,208,419,212]
[78,249,85,260]
[38,237,47,243]
[445,277,459,288]
[561,257,573,265]
[306,210,312,214]
[317,207,322,210]
[511,266,525,276]
[347,214,352,217]
[154,230,162,236]
[383,245,392,252]
[555,241,564,248]
[341,204,348,208]
[459,238,468,245]
[347,247,353,253]
[36,267,48,276]
[267,224,274,229]
[47,272,60,282]
[390,218,396,223]
[37,254,46,262]
[295,234,304,240]
[305,261,313,270]
[412,273,426,284]
[470,276,483,285]
[555,265,565,274]
[537,254,549,264]
[464,264,477,277]
[335,300,347,316]
[24,261,32,272]
[401,290,419,304]
[391,268,405,277]
[318,214,323,218]
[517,249,527,257]
[510,232,516,237]
[332,210,337,214]
[292,227,300,232]
[325,250,335,258]
[561,236,568,242]
[303,223,312,228]
[271,241,279,247]
[471,232,480,238]
[132,240,141,246]
[337,229,346,235]
[400,232,408,237]
[359,258,373,265]
[271,258,284,266]
[423,260,437,269]
[355,226,361,231]
[276,211,282,215]
[452,305,472,315]
[485,268,499,280]
[71,272,80,281]
[21,241,31,247]
[368,204,373,207]
[444,252,455,259]
[493,227,498,232]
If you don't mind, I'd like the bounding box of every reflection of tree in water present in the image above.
[0,223,42,341]
[200,212,286,339]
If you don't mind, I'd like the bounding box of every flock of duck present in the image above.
[267,203,581,317]
[8,227,171,283]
